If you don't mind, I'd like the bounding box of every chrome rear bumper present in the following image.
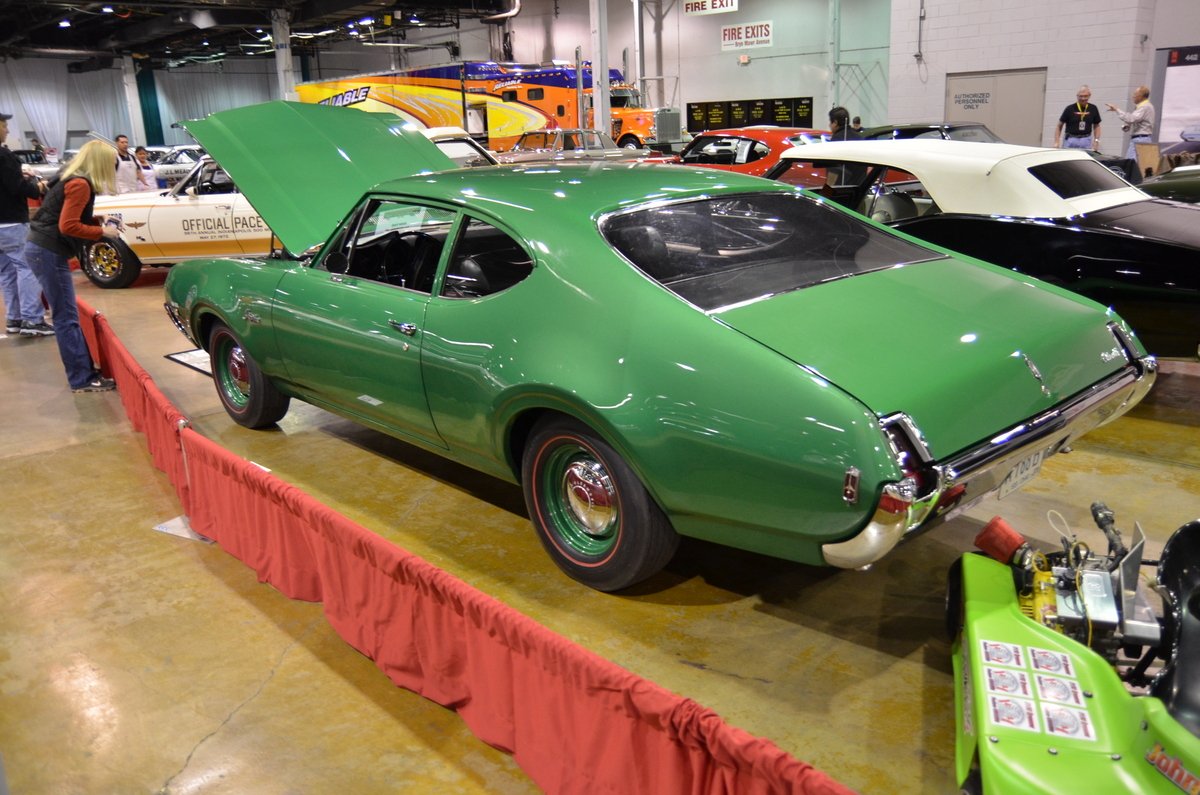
[823,345,1156,569]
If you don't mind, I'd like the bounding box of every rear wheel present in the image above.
[208,320,289,428]
[522,417,678,591]
[82,238,142,289]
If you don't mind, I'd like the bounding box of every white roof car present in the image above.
[80,129,505,289]
[774,139,1147,219]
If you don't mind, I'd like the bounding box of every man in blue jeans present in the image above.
[0,112,52,337]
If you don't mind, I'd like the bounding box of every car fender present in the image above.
[166,257,287,371]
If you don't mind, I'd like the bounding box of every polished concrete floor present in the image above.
[2,267,1197,794]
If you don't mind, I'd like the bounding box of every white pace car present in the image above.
[83,128,496,289]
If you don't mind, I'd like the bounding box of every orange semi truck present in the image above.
[295,61,682,152]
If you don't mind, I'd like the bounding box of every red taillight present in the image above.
[878,482,915,515]
[884,424,933,498]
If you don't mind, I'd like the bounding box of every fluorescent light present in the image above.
[58,19,71,27]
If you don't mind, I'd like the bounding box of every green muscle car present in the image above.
[164,101,1156,591]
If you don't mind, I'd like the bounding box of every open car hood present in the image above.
[179,101,455,255]
[715,258,1136,458]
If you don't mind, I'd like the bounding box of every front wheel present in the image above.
[618,135,643,149]
[522,417,678,591]
[82,238,142,289]
[208,320,290,428]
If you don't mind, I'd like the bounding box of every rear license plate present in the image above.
[998,447,1047,499]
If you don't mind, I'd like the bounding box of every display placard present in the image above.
[728,100,750,126]
[705,102,730,129]
[685,96,814,132]
[747,100,771,125]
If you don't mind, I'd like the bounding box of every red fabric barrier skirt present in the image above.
[75,300,856,795]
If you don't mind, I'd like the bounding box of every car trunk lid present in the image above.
[713,258,1131,458]
[179,101,456,255]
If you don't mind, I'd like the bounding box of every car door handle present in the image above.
[389,320,418,336]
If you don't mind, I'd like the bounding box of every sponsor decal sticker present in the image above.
[319,87,371,107]
[1029,647,1075,677]
[987,695,1040,733]
[1146,743,1200,794]
[980,640,1024,668]
[984,666,1031,697]
[1034,674,1084,706]
[1041,705,1096,741]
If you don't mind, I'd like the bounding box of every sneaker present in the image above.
[5,319,20,333]
[72,375,116,393]
[19,321,55,337]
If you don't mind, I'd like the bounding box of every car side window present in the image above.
[195,163,236,195]
[771,160,830,190]
[441,217,534,299]
[737,139,770,164]
[682,136,740,165]
[858,168,935,223]
[327,200,455,293]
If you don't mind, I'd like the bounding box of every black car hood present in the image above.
[1079,199,1200,249]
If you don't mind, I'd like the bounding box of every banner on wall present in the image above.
[1159,46,1200,155]
[685,0,738,15]
[720,21,773,51]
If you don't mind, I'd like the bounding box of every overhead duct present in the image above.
[482,0,521,24]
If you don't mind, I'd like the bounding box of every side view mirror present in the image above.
[324,251,349,274]
[185,186,198,197]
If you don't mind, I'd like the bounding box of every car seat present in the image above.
[610,225,671,275]
[869,191,918,223]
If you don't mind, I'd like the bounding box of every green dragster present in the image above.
[951,516,1200,793]
[164,101,1156,591]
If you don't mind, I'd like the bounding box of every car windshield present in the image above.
[602,192,941,311]
[943,125,1002,142]
[433,139,495,167]
[1027,159,1131,199]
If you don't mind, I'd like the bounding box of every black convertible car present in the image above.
[767,139,1200,357]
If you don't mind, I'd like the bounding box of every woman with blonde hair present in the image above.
[23,140,121,392]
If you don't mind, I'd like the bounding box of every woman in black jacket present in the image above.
[24,140,121,392]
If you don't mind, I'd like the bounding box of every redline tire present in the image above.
[522,416,678,591]
[208,320,289,429]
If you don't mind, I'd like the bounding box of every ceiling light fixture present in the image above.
[359,16,375,25]
[58,19,71,27]
[101,5,114,12]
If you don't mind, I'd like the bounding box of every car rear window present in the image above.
[602,192,941,311]
[1027,159,1130,198]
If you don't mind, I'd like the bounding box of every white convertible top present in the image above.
[779,139,1149,219]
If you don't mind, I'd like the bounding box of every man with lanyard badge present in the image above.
[1054,86,1102,150]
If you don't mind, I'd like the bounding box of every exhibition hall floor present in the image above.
[2,268,1197,794]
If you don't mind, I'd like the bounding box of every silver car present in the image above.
[495,129,650,164]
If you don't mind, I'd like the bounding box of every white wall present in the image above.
[1151,0,1200,48]
[887,0,1161,150]
[500,0,891,128]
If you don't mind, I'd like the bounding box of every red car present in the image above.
[675,126,828,176]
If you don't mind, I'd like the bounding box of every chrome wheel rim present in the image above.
[216,337,250,409]
[89,242,121,279]
[541,445,619,556]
